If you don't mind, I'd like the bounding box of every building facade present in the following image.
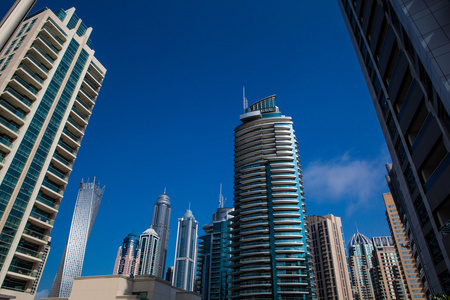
[137,228,160,277]
[337,0,450,294]
[229,96,315,299]
[308,214,353,300]
[113,232,140,278]
[383,192,426,299]
[348,230,375,300]
[196,206,233,300]
[150,192,171,279]
[173,209,198,292]
[0,5,105,299]
[49,179,105,298]
[371,236,408,300]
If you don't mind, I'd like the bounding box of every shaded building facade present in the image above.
[49,179,105,297]
[308,214,353,300]
[0,5,106,299]
[229,96,315,299]
[337,0,450,294]
[113,232,140,278]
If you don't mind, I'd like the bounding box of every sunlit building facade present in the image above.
[137,227,160,276]
[348,230,375,300]
[308,214,353,300]
[150,192,171,279]
[229,96,315,299]
[196,206,233,300]
[173,209,198,292]
[113,232,140,278]
[49,179,105,298]
[337,0,450,294]
[0,6,106,299]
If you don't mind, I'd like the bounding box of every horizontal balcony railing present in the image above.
[4,88,32,107]
[63,129,81,143]
[53,152,73,167]
[87,69,101,83]
[0,100,25,120]
[76,98,92,112]
[42,180,63,195]
[0,115,19,133]
[25,55,49,74]
[32,45,54,64]
[13,76,38,95]
[48,165,68,180]
[19,65,44,84]
[16,246,42,259]
[67,118,85,132]
[79,87,95,102]
[23,228,49,241]
[58,140,76,154]
[36,195,59,210]
[0,136,12,148]
[37,36,59,55]
[83,78,99,93]
[47,19,67,38]
[30,211,54,225]
[72,107,88,121]
[8,265,37,278]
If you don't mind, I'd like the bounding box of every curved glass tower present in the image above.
[229,96,315,300]
[150,193,171,278]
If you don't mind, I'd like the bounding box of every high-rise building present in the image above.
[0,5,105,298]
[173,209,198,292]
[196,204,233,300]
[166,266,174,282]
[383,193,426,299]
[137,227,160,276]
[229,95,315,299]
[308,214,353,300]
[371,236,408,300]
[49,179,105,298]
[113,232,140,278]
[150,192,171,279]
[348,230,375,300]
[337,0,450,294]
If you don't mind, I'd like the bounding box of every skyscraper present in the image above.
[371,236,408,300]
[49,179,104,298]
[137,227,160,276]
[196,204,233,300]
[383,193,426,299]
[337,0,450,294]
[308,214,353,300]
[0,6,105,299]
[150,192,171,279]
[348,230,375,300]
[173,208,198,292]
[229,95,315,299]
[113,232,140,278]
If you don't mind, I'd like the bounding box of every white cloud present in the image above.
[34,289,48,300]
[303,150,390,216]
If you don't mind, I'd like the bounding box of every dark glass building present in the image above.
[337,0,450,295]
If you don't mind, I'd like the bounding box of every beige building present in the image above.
[42,275,201,300]
[308,214,353,300]
[383,193,426,299]
[0,3,106,299]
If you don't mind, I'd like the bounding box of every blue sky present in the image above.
[1,1,392,298]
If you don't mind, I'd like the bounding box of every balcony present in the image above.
[46,166,68,185]
[7,265,37,281]
[42,21,66,47]
[82,78,99,96]
[10,76,38,100]
[57,140,77,157]
[0,115,19,137]
[74,98,92,116]
[35,195,59,213]
[2,88,32,112]
[89,62,105,80]
[29,210,54,228]
[86,69,102,87]
[78,87,96,105]
[0,136,12,153]
[15,246,43,263]
[66,117,85,134]
[71,106,89,125]
[41,179,64,199]
[52,152,73,169]
[23,54,49,78]
[35,36,59,58]
[62,128,82,145]
[22,229,49,245]
[29,45,54,69]
[16,65,43,91]
[0,99,26,125]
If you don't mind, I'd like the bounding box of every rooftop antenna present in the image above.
[164,187,166,194]
[243,86,248,111]
[188,202,191,211]
[355,221,359,233]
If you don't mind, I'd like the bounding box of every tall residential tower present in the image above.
[49,179,105,298]
[173,208,198,292]
[113,232,140,278]
[137,227,160,276]
[150,192,171,279]
[337,0,450,294]
[229,96,315,299]
[0,6,105,299]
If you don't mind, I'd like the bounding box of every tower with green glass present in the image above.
[0,6,106,299]
[229,96,315,300]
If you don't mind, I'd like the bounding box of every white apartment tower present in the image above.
[137,228,160,276]
[0,6,106,299]
[49,180,104,298]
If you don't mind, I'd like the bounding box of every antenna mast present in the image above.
[243,86,248,111]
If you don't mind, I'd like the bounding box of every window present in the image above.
[24,19,36,33]
[4,40,17,55]
[16,22,28,37]
[0,54,14,71]
[13,36,25,51]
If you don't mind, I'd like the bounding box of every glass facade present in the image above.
[229,96,315,300]
[150,193,171,279]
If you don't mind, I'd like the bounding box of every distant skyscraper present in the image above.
[370,236,408,300]
[150,192,171,278]
[0,5,106,299]
[173,208,198,292]
[49,179,104,298]
[383,193,426,299]
[137,227,160,276]
[113,232,140,278]
[229,95,315,299]
[308,214,353,300]
[166,266,174,282]
[348,230,375,300]
[337,0,450,294]
[196,202,233,300]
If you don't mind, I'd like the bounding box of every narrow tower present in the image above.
[113,232,140,278]
[137,228,160,276]
[173,208,198,292]
[150,192,171,278]
[49,179,105,298]
[229,95,315,299]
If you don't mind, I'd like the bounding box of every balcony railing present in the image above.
[48,165,68,180]
[87,69,101,83]
[58,140,76,154]
[72,107,88,121]
[16,246,42,259]
[4,87,32,106]
[42,180,63,195]
[13,76,38,95]
[83,78,99,93]
[47,19,67,37]
[30,211,54,225]
[25,55,49,74]
[0,136,12,148]
[67,118,85,132]
[32,45,54,64]
[79,87,95,102]
[8,265,37,278]
[0,115,19,133]
[23,228,49,242]
[63,129,81,143]
[76,98,92,112]
[36,195,59,210]
[19,64,43,84]
[37,36,59,54]
[0,100,25,119]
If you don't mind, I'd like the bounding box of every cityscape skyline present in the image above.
[0,1,397,298]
